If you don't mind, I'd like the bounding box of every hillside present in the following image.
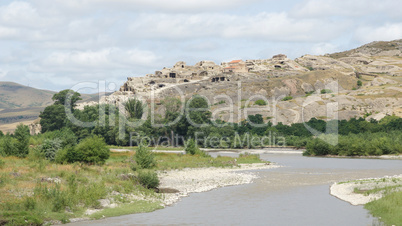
[78,40,402,125]
[0,82,55,109]
[0,82,111,132]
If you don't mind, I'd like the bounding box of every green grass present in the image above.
[155,152,267,170]
[90,201,163,220]
[354,185,402,196]
[365,191,402,226]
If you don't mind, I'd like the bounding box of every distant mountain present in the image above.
[0,82,112,132]
[0,82,55,109]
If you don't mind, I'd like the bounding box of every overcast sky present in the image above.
[0,0,401,93]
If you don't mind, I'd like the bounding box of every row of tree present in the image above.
[34,89,402,155]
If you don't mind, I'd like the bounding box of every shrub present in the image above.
[320,89,332,94]
[357,80,363,87]
[137,170,160,189]
[13,124,30,157]
[0,135,17,157]
[132,145,156,170]
[185,139,198,155]
[282,96,293,101]
[67,136,110,164]
[304,138,331,156]
[254,99,267,106]
[39,139,62,161]
[54,147,69,164]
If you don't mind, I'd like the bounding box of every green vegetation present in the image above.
[254,99,267,106]
[365,191,402,226]
[36,90,400,155]
[137,170,160,189]
[304,116,402,156]
[320,89,332,94]
[67,136,110,165]
[132,145,156,170]
[125,98,145,120]
[214,100,226,105]
[357,80,363,87]
[305,91,314,97]
[281,96,293,101]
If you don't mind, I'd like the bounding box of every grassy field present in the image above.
[365,191,402,226]
[0,150,266,225]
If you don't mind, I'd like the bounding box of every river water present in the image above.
[72,150,402,226]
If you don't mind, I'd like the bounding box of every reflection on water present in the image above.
[70,149,402,226]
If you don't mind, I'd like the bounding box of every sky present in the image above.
[0,0,401,93]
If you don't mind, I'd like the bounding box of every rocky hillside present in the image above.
[80,40,402,125]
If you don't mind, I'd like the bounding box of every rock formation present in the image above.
[77,40,402,125]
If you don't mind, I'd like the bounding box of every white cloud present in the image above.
[28,48,158,73]
[32,0,258,14]
[128,12,347,42]
[354,23,402,44]
[311,43,339,55]
[292,0,402,18]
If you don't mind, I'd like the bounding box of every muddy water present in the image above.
[73,150,402,226]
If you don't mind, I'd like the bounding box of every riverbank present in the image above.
[330,174,402,205]
[160,163,280,206]
[331,175,402,225]
[68,163,279,224]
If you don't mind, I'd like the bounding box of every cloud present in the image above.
[311,43,339,55]
[32,0,258,14]
[354,23,402,44]
[292,0,402,19]
[128,12,347,42]
[28,48,158,73]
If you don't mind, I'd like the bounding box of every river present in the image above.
[71,149,402,226]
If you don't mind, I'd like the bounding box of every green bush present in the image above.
[304,138,332,156]
[282,96,293,101]
[320,89,332,94]
[0,135,17,157]
[137,170,160,189]
[132,145,156,170]
[39,139,62,161]
[254,99,267,106]
[54,147,69,164]
[357,80,363,87]
[185,139,198,155]
[66,136,110,164]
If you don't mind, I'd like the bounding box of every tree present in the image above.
[14,124,30,157]
[357,80,363,87]
[161,97,182,122]
[52,89,82,108]
[0,130,4,137]
[125,98,145,119]
[40,105,67,132]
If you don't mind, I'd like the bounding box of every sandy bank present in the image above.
[330,174,402,205]
[159,163,281,206]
